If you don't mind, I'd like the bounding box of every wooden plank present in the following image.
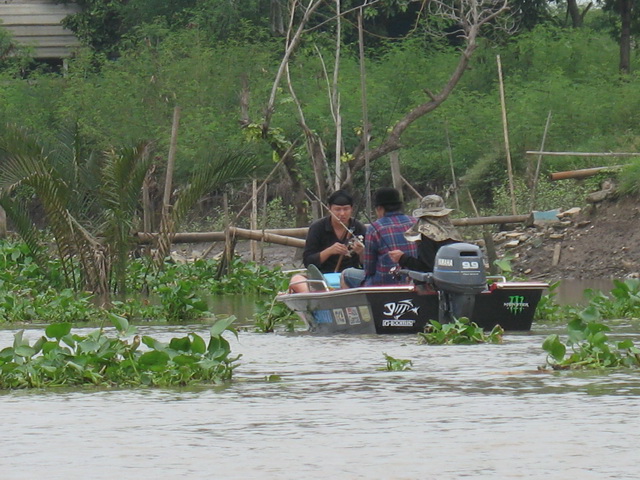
[0,5,79,15]
[0,14,71,25]
[10,35,80,47]
[5,26,77,37]
[28,46,76,58]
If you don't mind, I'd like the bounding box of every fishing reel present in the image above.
[346,234,364,256]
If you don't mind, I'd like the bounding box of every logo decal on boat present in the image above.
[382,299,420,320]
[382,319,416,327]
[345,307,361,325]
[333,309,347,325]
[504,295,529,314]
[312,310,334,324]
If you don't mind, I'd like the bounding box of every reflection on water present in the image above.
[555,278,617,305]
[1,324,640,479]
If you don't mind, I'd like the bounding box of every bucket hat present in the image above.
[405,195,462,242]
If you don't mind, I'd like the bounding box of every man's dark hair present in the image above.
[373,187,402,212]
[327,189,353,206]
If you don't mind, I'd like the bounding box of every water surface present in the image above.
[1,323,639,479]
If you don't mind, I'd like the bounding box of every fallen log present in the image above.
[137,213,532,247]
[451,214,531,226]
[549,165,625,181]
[137,227,305,248]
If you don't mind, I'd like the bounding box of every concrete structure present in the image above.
[0,0,80,59]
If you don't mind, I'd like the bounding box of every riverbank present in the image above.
[175,194,639,283]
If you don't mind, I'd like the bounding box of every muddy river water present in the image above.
[1,320,639,480]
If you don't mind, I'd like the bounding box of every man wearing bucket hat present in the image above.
[341,187,418,287]
[388,194,462,272]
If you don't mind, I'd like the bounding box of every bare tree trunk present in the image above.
[0,207,6,239]
[619,0,632,74]
[270,0,286,35]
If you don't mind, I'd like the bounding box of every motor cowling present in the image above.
[432,243,487,322]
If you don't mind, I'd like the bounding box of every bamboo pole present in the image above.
[530,111,552,211]
[444,120,460,210]
[390,151,403,201]
[467,190,497,275]
[251,179,258,261]
[136,213,532,246]
[526,151,640,157]
[496,55,517,215]
[162,106,181,214]
[549,165,625,181]
[358,8,371,216]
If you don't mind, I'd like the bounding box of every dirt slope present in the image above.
[494,196,640,281]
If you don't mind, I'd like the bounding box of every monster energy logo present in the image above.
[504,295,529,314]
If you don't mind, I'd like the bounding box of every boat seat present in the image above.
[306,264,331,292]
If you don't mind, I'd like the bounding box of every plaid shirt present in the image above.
[362,211,418,286]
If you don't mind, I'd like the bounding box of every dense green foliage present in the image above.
[0,239,288,325]
[2,5,639,218]
[534,278,640,323]
[418,317,504,344]
[542,309,640,369]
[0,315,239,389]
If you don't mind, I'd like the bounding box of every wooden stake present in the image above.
[358,8,371,216]
[444,120,460,210]
[467,190,498,275]
[530,111,552,211]
[390,151,403,201]
[552,243,562,266]
[251,179,258,262]
[162,106,180,215]
[496,55,517,215]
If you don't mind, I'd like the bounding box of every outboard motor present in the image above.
[432,243,487,323]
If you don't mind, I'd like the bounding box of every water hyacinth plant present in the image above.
[542,307,640,370]
[0,314,240,389]
[417,317,504,345]
[382,353,413,371]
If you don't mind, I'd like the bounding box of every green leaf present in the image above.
[173,354,198,366]
[542,334,566,362]
[210,315,237,337]
[14,345,36,358]
[109,313,129,333]
[139,350,170,367]
[190,334,206,354]
[45,323,72,340]
[169,336,191,352]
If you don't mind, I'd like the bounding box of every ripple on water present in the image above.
[0,325,639,479]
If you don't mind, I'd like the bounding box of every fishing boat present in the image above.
[276,243,548,334]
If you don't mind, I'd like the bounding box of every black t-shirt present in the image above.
[398,235,458,272]
[303,216,367,273]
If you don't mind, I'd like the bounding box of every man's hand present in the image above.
[326,242,350,257]
[388,249,404,263]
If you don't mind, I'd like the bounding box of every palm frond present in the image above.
[171,151,257,227]
[0,194,50,273]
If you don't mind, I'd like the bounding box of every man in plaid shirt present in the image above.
[341,187,417,287]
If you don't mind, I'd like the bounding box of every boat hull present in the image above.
[276,282,546,334]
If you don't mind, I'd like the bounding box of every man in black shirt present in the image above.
[289,190,366,293]
[388,194,462,273]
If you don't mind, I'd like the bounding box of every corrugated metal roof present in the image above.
[0,1,81,59]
